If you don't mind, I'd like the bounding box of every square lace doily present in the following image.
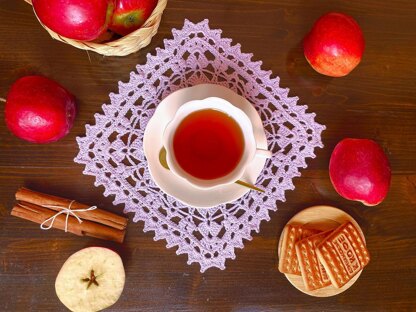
[75,20,325,272]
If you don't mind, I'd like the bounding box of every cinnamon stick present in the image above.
[16,188,127,231]
[11,202,125,243]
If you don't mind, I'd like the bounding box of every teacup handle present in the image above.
[255,149,272,159]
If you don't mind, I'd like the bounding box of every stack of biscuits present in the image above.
[278,221,370,291]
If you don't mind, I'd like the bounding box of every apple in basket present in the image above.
[109,0,158,36]
[55,247,125,312]
[329,138,391,206]
[5,75,76,143]
[32,0,115,41]
[303,12,365,77]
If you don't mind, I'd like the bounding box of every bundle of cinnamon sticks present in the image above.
[11,188,128,243]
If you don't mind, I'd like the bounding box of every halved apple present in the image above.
[55,247,125,312]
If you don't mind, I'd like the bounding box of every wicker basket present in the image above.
[24,0,167,56]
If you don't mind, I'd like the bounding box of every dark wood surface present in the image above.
[1,0,415,311]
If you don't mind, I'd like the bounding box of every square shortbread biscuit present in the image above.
[316,222,370,288]
[295,230,333,291]
[278,224,320,275]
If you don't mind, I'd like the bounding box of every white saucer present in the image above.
[143,84,269,208]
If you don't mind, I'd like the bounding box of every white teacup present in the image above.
[163,97,271,189]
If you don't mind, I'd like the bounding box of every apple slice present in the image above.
[55,247,125,312]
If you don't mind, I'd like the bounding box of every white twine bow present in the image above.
[40,200,97,232]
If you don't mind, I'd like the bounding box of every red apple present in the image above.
[303,12,365,77]
[329,138,391,206]
[32,0,115,41]
[109,0,158,36]
[5,76,76,144]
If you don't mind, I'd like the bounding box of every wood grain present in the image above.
[0,0,415,311]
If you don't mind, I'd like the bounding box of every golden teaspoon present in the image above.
[158,147,264,193]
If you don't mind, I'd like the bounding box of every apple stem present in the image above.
[0,97,6,103]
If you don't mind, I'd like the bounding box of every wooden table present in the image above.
[1,1,415,311]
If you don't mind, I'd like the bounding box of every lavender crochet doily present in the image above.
[75,19,325,272]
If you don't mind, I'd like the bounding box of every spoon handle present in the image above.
[159,147,265,193]
[235,180,265,193]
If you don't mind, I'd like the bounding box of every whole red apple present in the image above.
[303,12,365,77]
[32,0,115,41]
[109,0,158,36]
[5,76,76,144]
[329,138,391,206]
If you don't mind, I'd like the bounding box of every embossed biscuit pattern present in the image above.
[345,223,370,266]
[279,225,321,275]
[316,222,370,288]
[295,231,332,291]
[278,225,302,275]
[317,241,349,288]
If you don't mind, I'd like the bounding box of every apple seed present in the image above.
[81,270,100,289]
